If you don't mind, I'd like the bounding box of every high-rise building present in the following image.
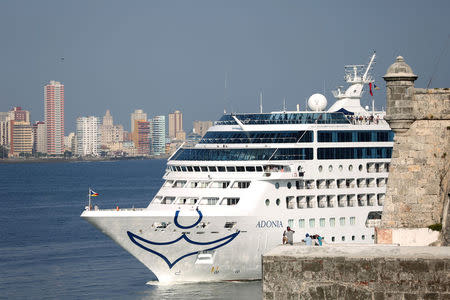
[151,115,166,156]
[32,121,47,154]
[45,80,64,155]
[10,121,33,156]
[0,112,10,147]
[133,120,150,155]
[76,116,100,156]
[168,110,185,140]
[193,120,213,137]
[100,110,124,147]
[130,109,147,134]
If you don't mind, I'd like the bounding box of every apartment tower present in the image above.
[45,80,64,155]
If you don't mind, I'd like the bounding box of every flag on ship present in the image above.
[369,82,373,96]
[90,189,99,197]
[374,84,380,90]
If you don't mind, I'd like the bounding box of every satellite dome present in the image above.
[308,93,327,111]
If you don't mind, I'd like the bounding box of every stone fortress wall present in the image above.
[379,56,450,245]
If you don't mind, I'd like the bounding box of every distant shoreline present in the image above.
[0,156,168,164]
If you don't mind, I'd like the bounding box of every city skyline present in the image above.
[1,1,450,133]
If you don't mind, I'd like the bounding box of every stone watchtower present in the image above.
[384,56,418,131]
[378,56,450,245]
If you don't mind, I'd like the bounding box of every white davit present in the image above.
[81,52,392,283]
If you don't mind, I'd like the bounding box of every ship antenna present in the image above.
[363,51,376,81]
[283,97,286,112]
[259,90,263,113]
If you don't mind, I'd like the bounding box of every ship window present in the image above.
[152,196,163,204]
[329,165,333,172]
[221,197,239,205]
[286,196,295,209]
[236,166,245,172]
[372,234,375,240]
[362,235,365,240]
[161,197,175,204]
[287,182,292,189]
[232,181,251,189]
[201,166,208,172]
[177,197,197,205]
[265,199,270,206]
[176,166,182,171]
[342,236,345,241]
[200,197,219,205]
[275,182,280,189]
[275,198,280,206]
[187,166,193,172]
[319,218,325,227]
[193,166,200,172]
[318,165,323,172]
[226,166,235,172]
[309,218,315,228]
[349,165,353,171]
[181,166,187,172]
[163,180,173,187]
[339,217,346,226]
[284,219,292,229]
[329,218,335,227]
[359,164,363,171]
[224,222,236,229]
[174,180,187,188]
[217,166,226,172]
[256,166,263,172]
[331,236,335,242]
[339,165,343,171]
[350,217,356,225]
[298,219,305,228]
[245,166,256,172]
[210,181,230,188]
[209,166,217,172]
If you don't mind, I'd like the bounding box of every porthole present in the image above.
[265,199,270,206]
[328,165,333,172]
[318,165,323,172]
[348,165,353,171]
[371,234,375,240]
[275,182,280,189]
[341,236,345,241]
[287,182,292,189]
[339,165,343,171]
[351,235,355,241]
[331,236,335,242]
[361,235,365,240]
[358,164,363,171]
[276,199,280,206]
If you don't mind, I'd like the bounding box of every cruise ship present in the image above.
[81,53,393,283]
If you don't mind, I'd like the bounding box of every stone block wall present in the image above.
[263,245,450,300]
[381,57,450,244]
[381,117,450,228]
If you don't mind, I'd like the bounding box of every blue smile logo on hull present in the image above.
[127,208,240,268]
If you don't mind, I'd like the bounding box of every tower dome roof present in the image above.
[383,56,417,81]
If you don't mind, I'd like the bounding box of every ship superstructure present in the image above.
[81,53,393,282]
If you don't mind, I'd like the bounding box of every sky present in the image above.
[1,0,449,133]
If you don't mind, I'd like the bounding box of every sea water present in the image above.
[0,160,261,299]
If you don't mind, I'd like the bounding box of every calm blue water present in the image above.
[0,160,261,299]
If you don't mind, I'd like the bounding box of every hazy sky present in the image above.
[1,0,449,133]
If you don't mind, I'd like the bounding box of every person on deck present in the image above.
[285,226,295,245]
[303,233,312,246]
